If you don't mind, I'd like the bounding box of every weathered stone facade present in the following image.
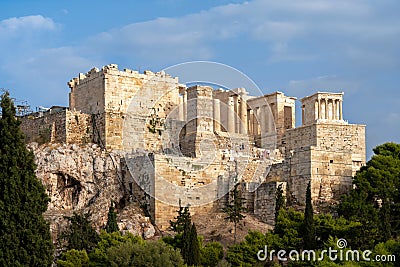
[20,64,366,229]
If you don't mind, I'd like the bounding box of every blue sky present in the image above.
[1,0,399,158]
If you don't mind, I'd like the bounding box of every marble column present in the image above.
[213,99,221,132]
[318,99,321,120]
[178,95,184,121]
[260,105,267,134]
[339,100,343,120]
[253,108,259,136]
[248,110,254,135]
[233,95,239,133]
[228,96,235,133]
[333,100,337,120]
[325,99,329,120]
[240,97,248,134]
[183,92,187,121]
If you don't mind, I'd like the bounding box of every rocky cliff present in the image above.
[29,142,155,244]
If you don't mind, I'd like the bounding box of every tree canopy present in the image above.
[0,92,54,266]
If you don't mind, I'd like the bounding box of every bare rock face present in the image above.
[29,143,155,244]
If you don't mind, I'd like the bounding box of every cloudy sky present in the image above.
[1,0,399,158]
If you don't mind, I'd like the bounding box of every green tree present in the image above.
[57,249,89,267]
[105,240,183,267]
[339,142,400,246]
[223,183,246,244]
[89,230,142,266]
[302,182,315,249]
[184,223,200,266]
[170,201,191,234]
[105,202,119,233]
[60,212,100,252]
[380,198,392,242]
[226,230,281,267]
[274,208,303,250]
[201,242,224,267]
[0,92,54,266]
[275,183,285,227]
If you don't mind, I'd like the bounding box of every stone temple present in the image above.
[20,64,366,229]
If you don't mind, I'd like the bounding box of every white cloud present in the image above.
[76,0,400,67]
[0,15,56,33]
[1,0,399,107]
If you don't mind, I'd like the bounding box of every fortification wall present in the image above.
[254,181,287,225]
[315,123,366,171]
[20,110,93,145]
[65,111,92,144]
[68,67,105,114]
[20,110,67,144]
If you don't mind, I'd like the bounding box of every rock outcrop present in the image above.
[29,142,155,244]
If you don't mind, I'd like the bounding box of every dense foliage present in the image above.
[59,231,184,267]
[0,92,54,266]
[339,143,400,247]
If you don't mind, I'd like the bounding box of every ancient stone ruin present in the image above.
[20,64,366,233]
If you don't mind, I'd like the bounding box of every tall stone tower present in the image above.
[284,92,365,207]
[181,85,215,157]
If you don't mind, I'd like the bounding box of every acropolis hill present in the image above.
[20,63,366,235]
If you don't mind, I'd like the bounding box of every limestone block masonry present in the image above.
[20,64,366,230]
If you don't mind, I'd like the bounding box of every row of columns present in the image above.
[248,106,274,136]
[316,98,343,121]
[226,95,248,134]
[178,91,273,136]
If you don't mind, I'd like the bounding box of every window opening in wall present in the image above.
[330,159,334,163]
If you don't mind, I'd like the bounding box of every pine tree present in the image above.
[275,183,285,226]
[303,181,316,249]
[223,183,246,244]
[0,91,54,266]
[105,202,119,233]
[170,201,191,234]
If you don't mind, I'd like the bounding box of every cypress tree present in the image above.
[105,202,119,233]
[188,223,201,266]
[0,91,54,266]
[182,223,200,266]
[275,183,285,226]
[303,181,316,249]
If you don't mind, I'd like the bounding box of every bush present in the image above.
[58,249,89,267]
[201,242,224,267]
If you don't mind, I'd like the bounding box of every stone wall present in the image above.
[21,109,67,144]
[20,109,93,145]
[282,122,365,207]
[254,181,287,225]
[65,111,92,144]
